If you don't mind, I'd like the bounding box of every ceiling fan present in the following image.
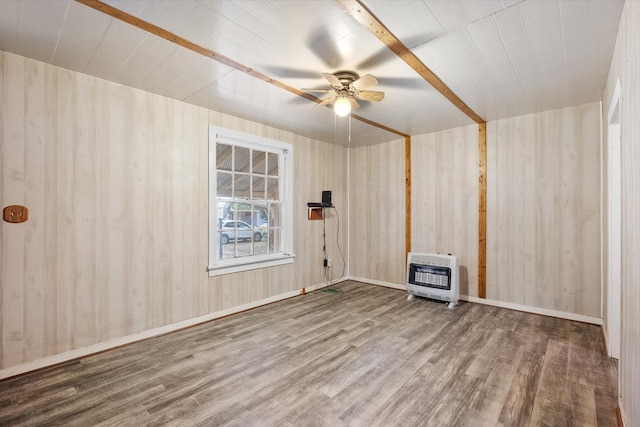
[302,71,385,116]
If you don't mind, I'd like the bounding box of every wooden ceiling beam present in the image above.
[75,0,408,139]
[336,0,486,125]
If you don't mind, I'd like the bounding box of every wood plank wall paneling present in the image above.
[411,125,479,297]
[487,103,601,317]
[2,51,25,368]
[0,51,212,370]
[0,51,347,372]
[0,51,4,365]
[24,59,46,361]
[349,140,406,285]
[604,2,640,425]
[0,52,3,365]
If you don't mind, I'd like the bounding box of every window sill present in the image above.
[208,254,295,276]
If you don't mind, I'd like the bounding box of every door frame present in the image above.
[606,79,622,360]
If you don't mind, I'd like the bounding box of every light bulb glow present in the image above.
[333,97,351,117]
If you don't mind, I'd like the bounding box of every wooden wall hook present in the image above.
[3,205,29,223]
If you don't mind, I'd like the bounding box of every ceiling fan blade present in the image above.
[376,76,423,89]
[317,96,336,107]
[322,73,343,88]
[349,97,360,110]
[356,90,385,102]
[351,74,378,91]
[301,88,333,93]
[356,34,438,69]
[307,26,342,68]
[265,66,320,79]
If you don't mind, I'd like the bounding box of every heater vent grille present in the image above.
[406,252,459,307]
[408,254,452,268]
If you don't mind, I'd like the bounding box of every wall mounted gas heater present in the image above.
[406,252,459,309]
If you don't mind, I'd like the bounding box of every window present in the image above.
[208,127,294,276]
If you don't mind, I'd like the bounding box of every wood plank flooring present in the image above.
[0,281,618,426]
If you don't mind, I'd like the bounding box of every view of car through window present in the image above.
[218,220,265,245]
[216,203,275,260]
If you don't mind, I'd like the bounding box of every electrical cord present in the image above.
[332,206,346,280]
[319,206,344,293]
[321,214,337,292]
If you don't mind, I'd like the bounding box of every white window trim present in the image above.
[208,126,294,276]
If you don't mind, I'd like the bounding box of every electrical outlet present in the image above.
[327,259,332,267]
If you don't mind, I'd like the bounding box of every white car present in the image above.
[219,220,264,244]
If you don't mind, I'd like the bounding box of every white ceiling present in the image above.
[0,0,625,146]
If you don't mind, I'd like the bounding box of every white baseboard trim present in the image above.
[344,276,406,291]
[346,277,602,325]
[460,295,603,325]
[0,287,306,381]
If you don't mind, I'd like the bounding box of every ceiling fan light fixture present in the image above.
[334,96,351,117]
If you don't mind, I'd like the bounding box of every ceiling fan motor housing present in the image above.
[333,70,360,89]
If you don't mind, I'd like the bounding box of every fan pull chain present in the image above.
[348,113,352,143]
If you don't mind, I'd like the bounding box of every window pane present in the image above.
[217,201,232,224]
[217,172,233,197]
[269,203,281,228]
[216,144,233,171]
[252,150,266,174]
[254,234,268,255]
[267,177,279,200]
[216,197,281,259]
[251,203,268,255]
[235,203,252,224]
[234,174,250,199]
[235,146,250,173]
[216,202,235,261]
[269,228,282,254]
[253,203,268,226]
[267,152,279,176]
[217,208,261,260]
[252,176,265,200]
[267,203,282,253]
